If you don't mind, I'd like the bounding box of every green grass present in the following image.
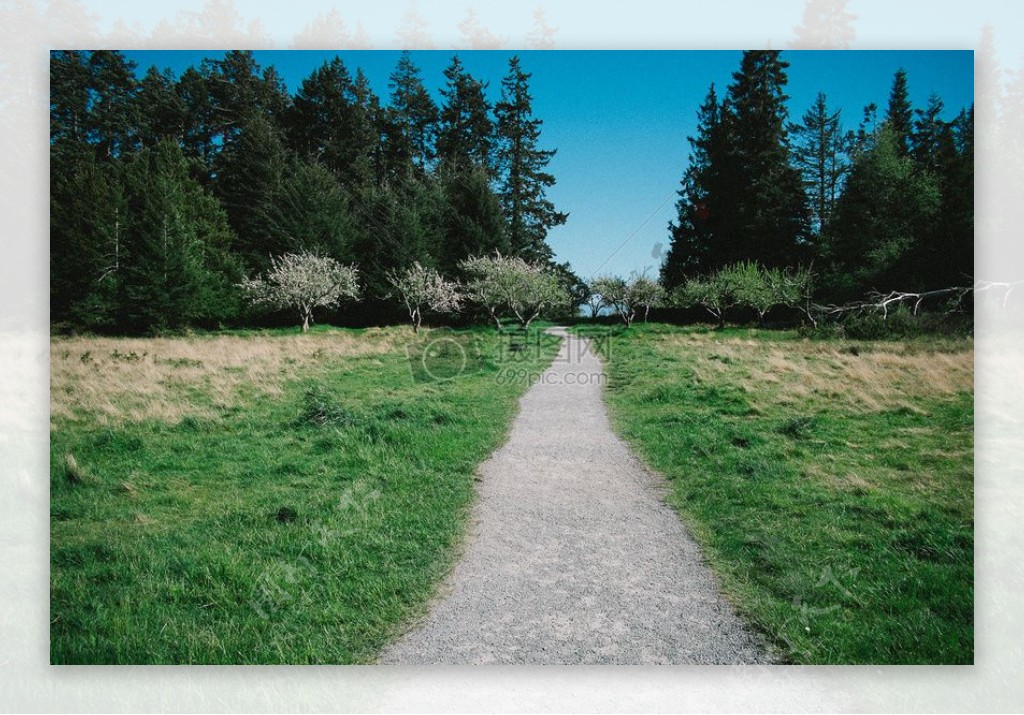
[572,322,973,664]
[50,325,560,664]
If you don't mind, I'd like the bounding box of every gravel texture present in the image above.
[378,328,773,664]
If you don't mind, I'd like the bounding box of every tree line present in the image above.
[659,50,973,315]
[51,50,973,334]
[50,50,573,333]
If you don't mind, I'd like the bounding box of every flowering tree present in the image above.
[590,273,666,327]
[460,253,567,330]
[241,252,359,332]
[387,262,462,333]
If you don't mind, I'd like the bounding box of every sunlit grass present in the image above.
[573,322,973,664]
[50,325,560,664]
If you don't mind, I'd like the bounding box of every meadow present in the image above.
[572,322,973,664]
[50,325,560,664]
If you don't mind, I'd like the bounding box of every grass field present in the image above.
[50,325,560,664]
[573,322,973,664]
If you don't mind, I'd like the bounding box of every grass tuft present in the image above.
[778,415,816,439]
[275,506,299,523]
[298,386,359,428]
[61,453,88,486]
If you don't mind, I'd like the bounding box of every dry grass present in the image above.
[663,333,973,415]
[50,328,408,426]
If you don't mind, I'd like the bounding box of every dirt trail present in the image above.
[378,328,772,664]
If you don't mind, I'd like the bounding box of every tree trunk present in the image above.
[302,311,311,332]
[412,308,421,334]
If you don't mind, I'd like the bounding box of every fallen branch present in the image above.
[812,285,974,320]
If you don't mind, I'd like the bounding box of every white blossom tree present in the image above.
[460,252,567,330]
[241,252,359,332]
[387,262,462,333]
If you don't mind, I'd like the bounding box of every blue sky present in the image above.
[122,50,973,279]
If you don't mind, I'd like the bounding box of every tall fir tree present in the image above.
[50,50,91,145]
[911,93,947,172]
[885,68,914,157]
[439,167,508,274]
[493,56,566,263]
[287,57,375,190]
[790,91,848,234]
[50,50,139,160]
[175,65,218,182]
[662,84,725,289]
[435,55,493,175]
[86,50,140,159]
[664,52,810,281]
[386,51,438,176]
[50,140,125,328]
[137,65,187,148]
[204,51,289,150]
[119,140,240,331]
[912,99,974,288]
[826,125,940,297]
[719,50,811,267]
[350,68,383,190]
[213,113,290,270]
[265,158,355,260]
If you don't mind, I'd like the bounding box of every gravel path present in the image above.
[378,328,772,665]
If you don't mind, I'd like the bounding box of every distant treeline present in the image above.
[50,50,973,334]
[50,50,571,332]
[661,51,973,304]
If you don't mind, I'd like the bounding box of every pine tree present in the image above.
[885,68,913,156]
[205,51,289,149]
[287,57,375,189]
[826,125,941,297]
[440,168,509,275]
[435,55,493,175]
[493,56,566,263]
[86,50,140,159]
[264,158,355,260]
[719,50,811,267]
[911,93,947,172]
[662,84,724,289]
[850,101,879,157]
[50,140,125,328]
[213,113,290,270]
[914,100,974,288]
[790,91,848,234]
[119,140,240,331]
[942,105,974,285]
[348,176,449,302]
[386,51,438,174]
[176,65,218,182]
[50,50,91,145]
[350,68,382,189]
[137,65,187,147]
[50,50,139,160]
